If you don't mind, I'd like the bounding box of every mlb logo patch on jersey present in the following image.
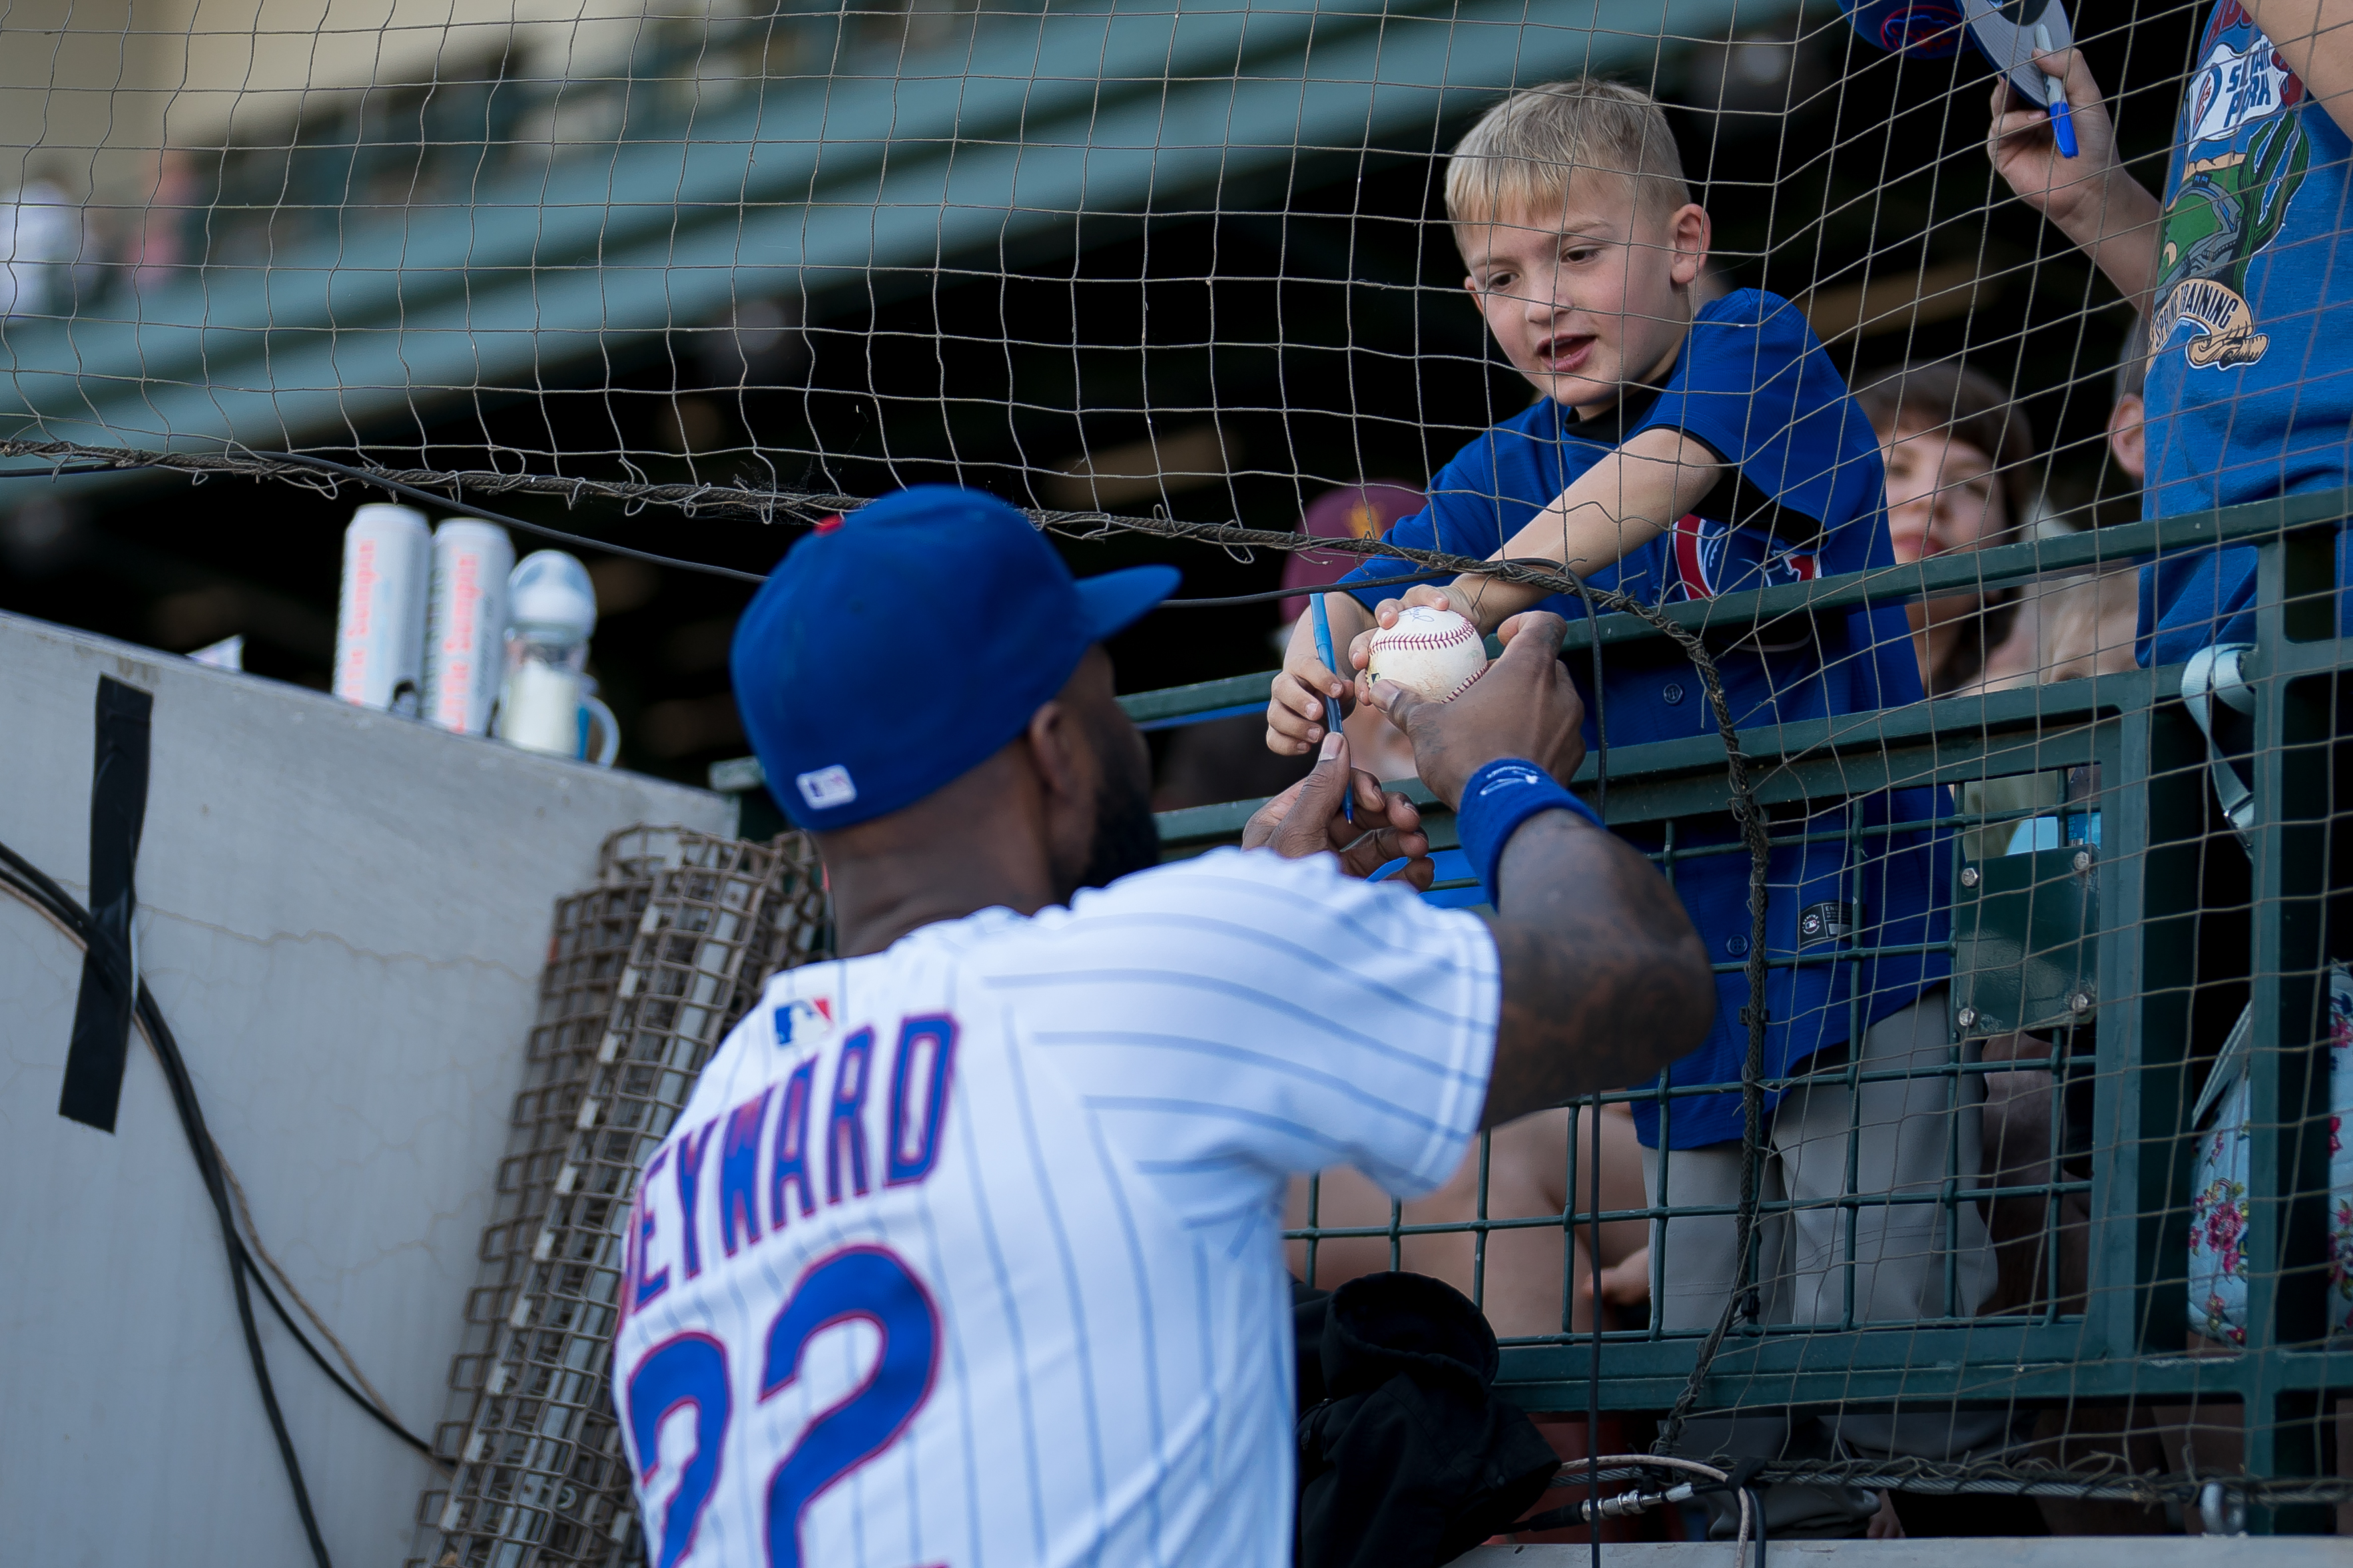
[774,995,836,1046]
[1672,513,1820,600]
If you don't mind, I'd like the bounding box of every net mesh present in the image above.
[5,0,2352,1541]
[0,0,2169,504]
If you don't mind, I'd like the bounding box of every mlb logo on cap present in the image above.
[796,765,858,810]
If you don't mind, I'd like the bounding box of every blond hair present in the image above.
[1444,78,1690,236]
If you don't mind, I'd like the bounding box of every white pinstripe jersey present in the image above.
[611,846,1499,1568]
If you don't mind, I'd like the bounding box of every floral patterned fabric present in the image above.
[2188,962,2353,1344]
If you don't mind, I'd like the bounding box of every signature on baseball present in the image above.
[1367,606,1488,702]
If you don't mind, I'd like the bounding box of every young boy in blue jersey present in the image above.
[1264,79,1999,1537]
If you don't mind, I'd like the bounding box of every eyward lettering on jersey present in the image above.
[609,849,1499,1568]
[614,989,956,1568]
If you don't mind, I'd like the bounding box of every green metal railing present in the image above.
[1132,494,2353,1523]
[700,494,2353,1518]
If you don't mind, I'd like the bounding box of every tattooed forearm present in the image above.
[1478,811,1716,1128]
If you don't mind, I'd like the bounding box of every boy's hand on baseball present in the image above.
[1347,583,1485,683]
[1267,610,1354,756]
[1367,609,1586,810]
[1243,732,1436,889]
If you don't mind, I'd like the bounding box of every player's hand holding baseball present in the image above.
[1367,609,1584,808]
[1242,732,1436,889]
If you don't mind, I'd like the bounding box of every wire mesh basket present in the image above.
[411,826,829,1568]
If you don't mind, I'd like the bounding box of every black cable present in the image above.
[1156,569,1455,607]
[1724,1457,1770,1567]
[244,451,769,583]
[257,1270,438,1457]
[0,848,436,1458]
[0,843,334,1568]
[0,847,443,1453]
[0,837,451,1568]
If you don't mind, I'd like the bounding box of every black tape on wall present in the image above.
[58,676,153,1132]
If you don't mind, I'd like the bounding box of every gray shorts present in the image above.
[1641,987,2006,1538]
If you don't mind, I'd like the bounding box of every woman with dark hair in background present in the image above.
[1854,358,2039,695]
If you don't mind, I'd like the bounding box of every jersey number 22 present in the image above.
[625,1244,940,1568]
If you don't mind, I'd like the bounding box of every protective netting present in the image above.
[0,0,2167,503]
[7,0,2353,1543]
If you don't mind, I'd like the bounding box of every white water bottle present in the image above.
[422,520,513,735]
[494,551,617,764]
[332,503,431,715]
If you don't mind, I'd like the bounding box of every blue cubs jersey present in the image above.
[1341,288,1947,1148]
[2140,0,2353,666]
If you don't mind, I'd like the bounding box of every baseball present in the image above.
[1367,605,1488,702]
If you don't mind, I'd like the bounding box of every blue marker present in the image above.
[2035,25,2077,158]
[1309,592,1353,825]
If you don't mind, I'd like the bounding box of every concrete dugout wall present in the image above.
[0,610,731,1566]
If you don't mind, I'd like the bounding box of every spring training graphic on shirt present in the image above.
[2156,2,2312,371]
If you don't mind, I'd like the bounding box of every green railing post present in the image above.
[2114,688,2216,1362]
[2242,532,2340,1531]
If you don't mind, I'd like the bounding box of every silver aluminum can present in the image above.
[422,520,514,734]
[332,503,431,714]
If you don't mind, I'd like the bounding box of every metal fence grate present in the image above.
[412,826,829,1568]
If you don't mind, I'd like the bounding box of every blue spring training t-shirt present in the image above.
[2140,0,2353,666]
[1339,288,1949,1149]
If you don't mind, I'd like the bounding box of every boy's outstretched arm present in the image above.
[1355,427,1722,647]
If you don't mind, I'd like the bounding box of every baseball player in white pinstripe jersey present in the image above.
[610,485,1712,1567]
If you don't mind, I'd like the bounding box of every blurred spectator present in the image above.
[0,170,79,320]
[1925,328,2164,1536]
[1853,360,2035,694]
[1957,330,2151,1332]
[1275,482,1429,627]
[1154,482,1424,810]
[133,150,199,293]
[1286,1102,1650,1340]
[1972,321,2148,693]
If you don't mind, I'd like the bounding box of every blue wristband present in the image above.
[1454,758,1606,906]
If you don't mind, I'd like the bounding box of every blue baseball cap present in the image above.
[731,484,1179,831]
